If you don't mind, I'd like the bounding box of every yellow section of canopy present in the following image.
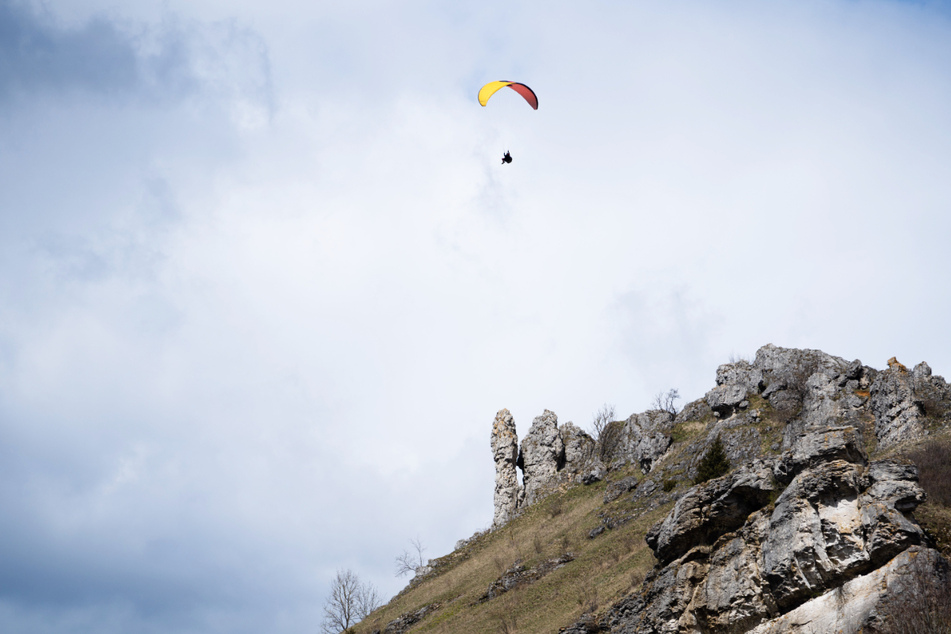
[478,81,513,107]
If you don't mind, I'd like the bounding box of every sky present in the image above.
[1,0,951,631]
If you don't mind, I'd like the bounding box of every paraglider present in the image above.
[477,81,538,110]
[479,81,537,165]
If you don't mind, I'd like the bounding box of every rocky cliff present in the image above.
[493,344,951,528]
[362,344,951,634]
[553,344,951,633]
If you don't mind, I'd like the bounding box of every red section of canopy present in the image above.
[506,83,538,110]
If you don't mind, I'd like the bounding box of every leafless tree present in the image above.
[589,403,616,441]
[590,403,624,463]
[322,569,381,634]
[652,388,680,415]
[356,582,382,621]
[395,536,428,577]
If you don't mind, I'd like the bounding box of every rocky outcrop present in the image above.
[698,345,951,453]
[705,383,748,418]
[870,360,951,448]
[370,602,442,634]
[477,554,574,603]
[476,345,951,633]
[491,409,521,528]
[611,411,674,474]
[579,344,951,540]
[465,344,951,634]
[519,410,567,506]
[564,421,932,633]
[560,422,602,483]
[491,410,605,527]
[645,461,776,566]
[749,546,949,633]
[773,426,867,484]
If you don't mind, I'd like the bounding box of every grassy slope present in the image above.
[356,399,784,634]
[356,474,671,634]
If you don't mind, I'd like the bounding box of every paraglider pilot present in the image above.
[501,151,512,164]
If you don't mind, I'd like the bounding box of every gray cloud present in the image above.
[0,0,139,100]
[0,0,272,111]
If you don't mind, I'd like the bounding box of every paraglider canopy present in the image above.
[478,81,538,110]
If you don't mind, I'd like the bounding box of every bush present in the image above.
[875,551,951,633]
[694,435,730,485]
[907,438,951,508]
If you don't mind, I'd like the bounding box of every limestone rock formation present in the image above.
[773,426,867,484]
[380,345,951,634]
[477,553,574,603]
[369,602,442,634]
[519,410,566,506]
[491,409,521,528]
[564,420,932,633]
[600,410,674,474]
[645,461,776,566]
[700,344,951,453]
[491,346,951,531]
[484,345,951,632]
[491,410,610,528]
[560,422,604,484]
[625,411,675,474]
[704,383,748,418]
[870,359,951,448]
[449,344,951,633]
[749,546,949,633]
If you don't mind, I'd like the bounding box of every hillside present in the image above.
[352,345,951,634]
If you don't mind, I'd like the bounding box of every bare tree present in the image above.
[356,582,382,621]
[395,536,428,578]
[652,388,680,415]
[589,403,616,441]
[322,569,382,634]
[590,403,622,463]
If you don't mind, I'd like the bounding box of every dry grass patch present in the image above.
[671,420,706,444]
[915,504,951,558]
[355,482,671,634]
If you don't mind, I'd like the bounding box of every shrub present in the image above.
[907,438,951,508]
[598,420,625,464]
[694,435,731,485]
[875,551,951,633]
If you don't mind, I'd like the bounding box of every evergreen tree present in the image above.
[694,435,731,484]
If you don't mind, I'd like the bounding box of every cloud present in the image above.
[1,0,951,632]
[0,0,272,115]
[0,0,140,100]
